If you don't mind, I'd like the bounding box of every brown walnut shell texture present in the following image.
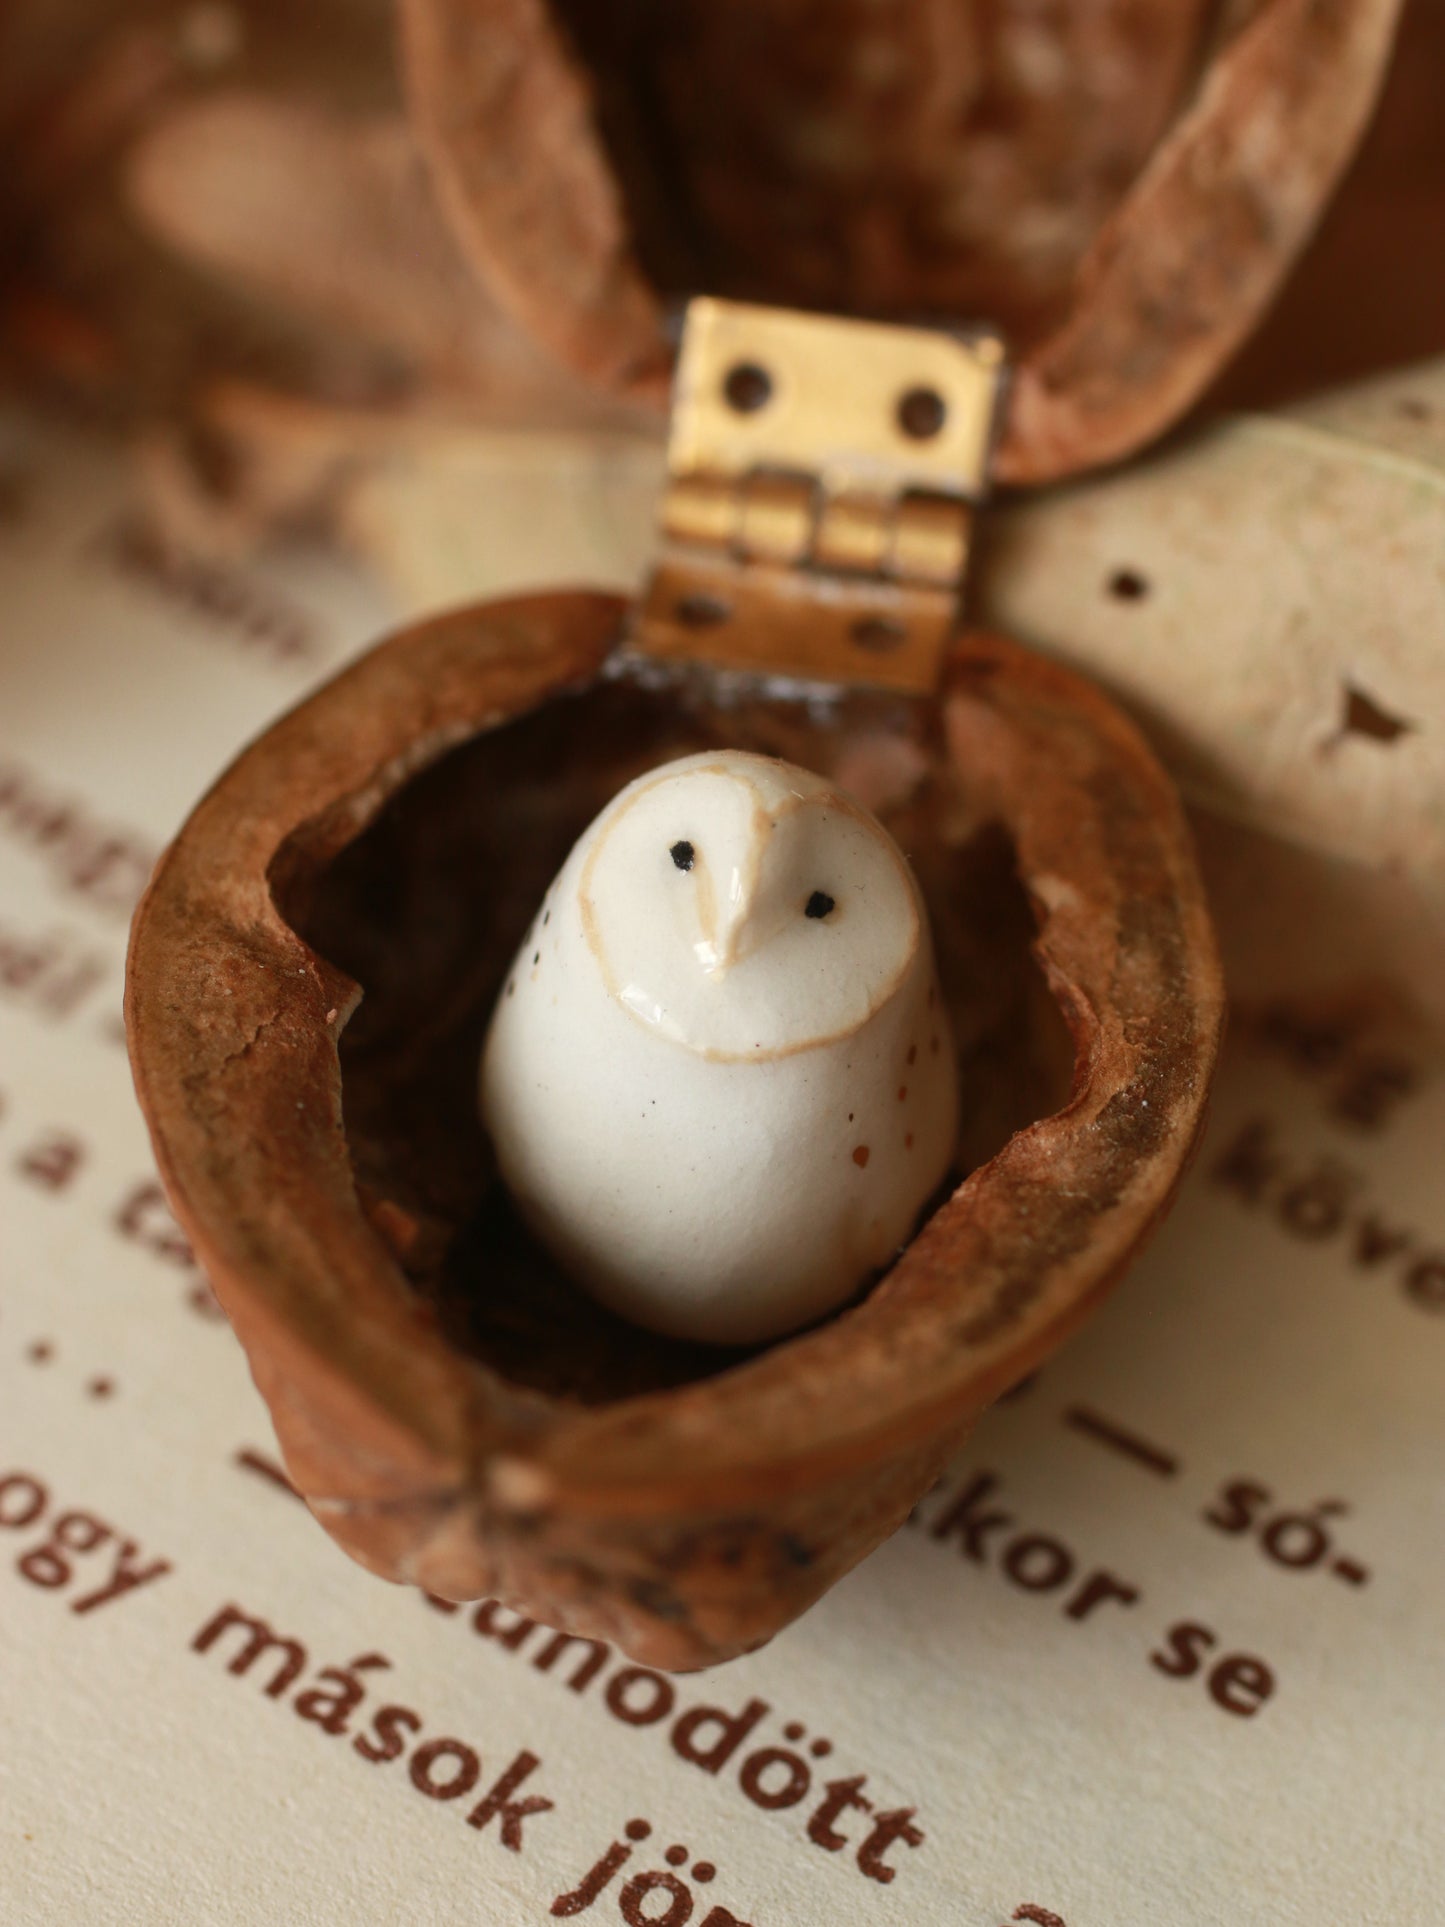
[127,596,1223,1669]
[400,0,1402,482]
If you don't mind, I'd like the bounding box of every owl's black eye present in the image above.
[805,891,835,919]
[670,840,695,872]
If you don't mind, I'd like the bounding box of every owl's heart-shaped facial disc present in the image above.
[481,749,958,1345]
[580,755,919,1060]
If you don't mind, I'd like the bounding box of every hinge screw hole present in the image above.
[851,615,906,653]
[723,362,773,413]
[897,386,947,440]
[675,592,732,629]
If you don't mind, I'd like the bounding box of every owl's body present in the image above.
[481,751,958,1345]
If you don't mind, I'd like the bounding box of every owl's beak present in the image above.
[697,819,785,976]
[706,886,754,976]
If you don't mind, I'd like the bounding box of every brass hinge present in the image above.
[632,298,1006,695]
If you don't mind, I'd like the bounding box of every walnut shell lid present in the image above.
[125,594,1224,1670]
[399,0,1403,481]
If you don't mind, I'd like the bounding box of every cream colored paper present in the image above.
[1,415,1441,1927]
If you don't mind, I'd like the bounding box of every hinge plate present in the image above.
[633,299,1005,694]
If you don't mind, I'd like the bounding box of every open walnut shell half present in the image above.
[399,0,1403,480]
[127,595,1223,1669]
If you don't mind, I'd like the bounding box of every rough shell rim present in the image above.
[126,596,1223,1542]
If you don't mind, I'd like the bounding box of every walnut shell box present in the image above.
[125,2,1397,1670]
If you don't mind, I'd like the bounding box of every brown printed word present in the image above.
[13,1123,89,1194]
[100,1175,226,1322]
[915,1470,1281,1720]
[0,759,157,919]
[0,1098,216,1313]
[1213,1118,1445,1314]
[112,1178,198,1272]
[0,1468,173,1613]
[916,1470,1142,1625]
[552,1816,752,1925]
[192,1603,553,1855]
[423,1597,924,1887]
[0,914,109,1024]
[110,1177,226,1321]
[0,1088,89,1190]
[1243,1000,1421,1133]
[93,517,320,669]
[1203,1481,1371,1587]
[1149,1623,1275,1717]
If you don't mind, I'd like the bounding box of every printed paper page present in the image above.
[1,415,1440,1927]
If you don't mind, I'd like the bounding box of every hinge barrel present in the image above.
[634,299,1006,693]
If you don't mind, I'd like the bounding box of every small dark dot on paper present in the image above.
[27,1340,53,1363]
[87,1377,114,1399]
[1107,566,1150,601]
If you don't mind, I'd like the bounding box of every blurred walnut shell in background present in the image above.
[0,1,1403,473]
[127,599,1223,1668]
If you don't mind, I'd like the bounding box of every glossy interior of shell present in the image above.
[275,662,1075,1404]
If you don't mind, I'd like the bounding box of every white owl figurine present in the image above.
[480,750,958,1345]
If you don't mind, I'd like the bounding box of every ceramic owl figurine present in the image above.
[480,750,958,1344]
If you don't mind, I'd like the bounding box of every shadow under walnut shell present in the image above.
[125,595,1223,1669]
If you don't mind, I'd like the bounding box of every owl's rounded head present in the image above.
[579,750,920,1060]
